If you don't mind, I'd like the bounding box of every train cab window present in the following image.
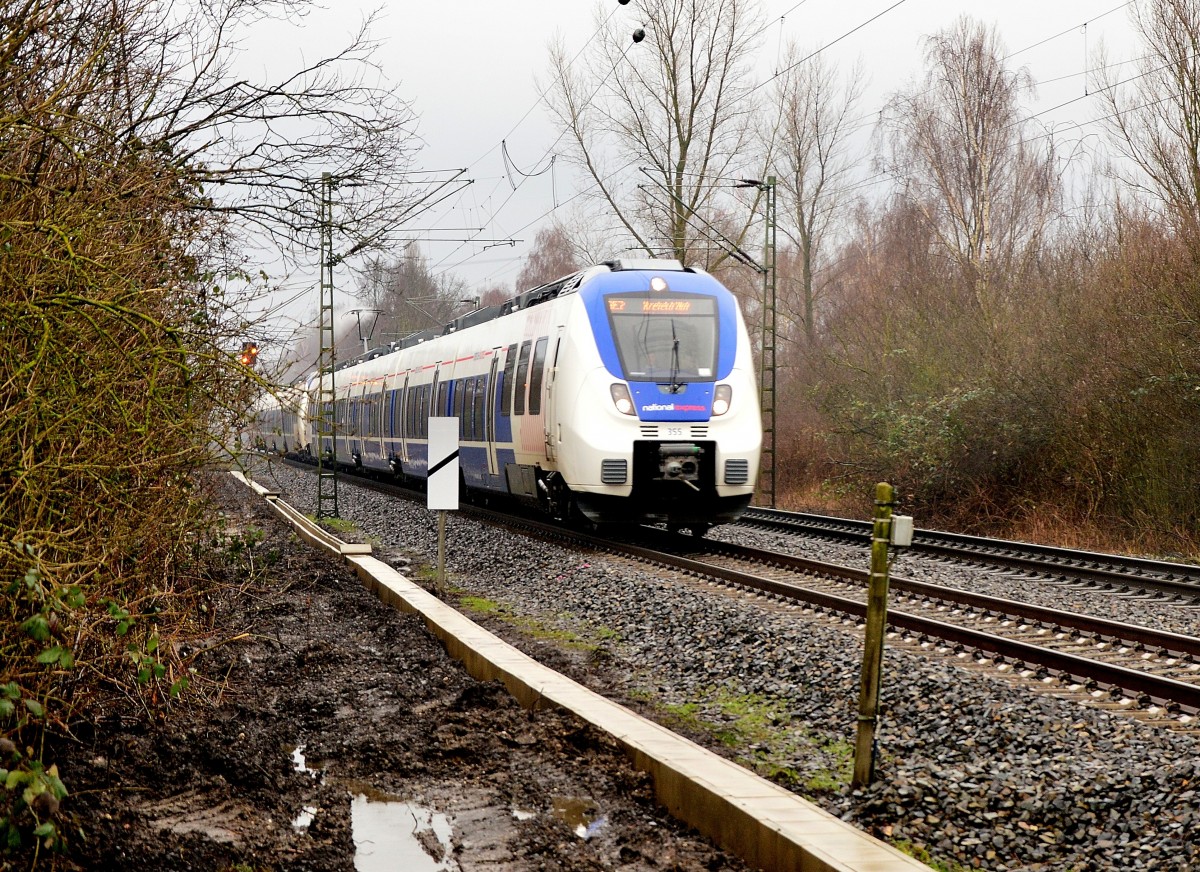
[528,337,548,415]
[500,343,517,417]
[473,375,486,440]
[513,340,532,415]
[605,293,719,382]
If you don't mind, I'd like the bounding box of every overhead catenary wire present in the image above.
[426,0,1146,292]
[1003,1,1132,60]
[447,2,1100,280]
[431,35,644,277]
[745,0,911,99]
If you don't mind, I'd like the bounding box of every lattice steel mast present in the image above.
[316,172,339,519]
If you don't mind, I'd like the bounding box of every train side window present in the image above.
[528,337,548,415]
[473,375,486,440]
[437,381,448,417]
[420,385,430,438]
[500,343,517,417]
[453,378,465,434]
[407,386,417,438]
[514,340,532,416]
[462,379,475,439]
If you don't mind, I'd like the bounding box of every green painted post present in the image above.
[853,482,894,787]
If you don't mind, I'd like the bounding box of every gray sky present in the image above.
[247,0,1139,326]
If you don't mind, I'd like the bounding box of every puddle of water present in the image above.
[578,815,608,840]
[293,805,318,831]
[351,794,457,872]
[291,745,319,778]
[551,797,606,840]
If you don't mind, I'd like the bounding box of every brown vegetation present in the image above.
[776,9,1200,557]
[0,0,418,862]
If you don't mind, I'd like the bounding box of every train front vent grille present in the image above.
[601,459,628,484]
[640,425,659,437]
[690,426,709,438]
[724,459,750,485]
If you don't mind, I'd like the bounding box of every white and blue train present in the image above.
[247,258,762,534]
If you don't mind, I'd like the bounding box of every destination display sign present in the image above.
[606,297,708,314]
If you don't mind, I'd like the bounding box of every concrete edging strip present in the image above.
[233,472,929,872]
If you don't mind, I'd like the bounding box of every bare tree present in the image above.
[878,16,1057,321]
[546,0,764,266]
[1097,0,1200,236]
[772,51,865,344]
[0,4,424,843]
[357,243,471,344]
[514,223,581,290]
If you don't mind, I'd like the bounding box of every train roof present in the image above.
[313,258,707,376]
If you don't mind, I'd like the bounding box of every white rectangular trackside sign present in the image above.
[427,417,460,511]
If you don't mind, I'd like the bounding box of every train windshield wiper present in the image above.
[669,320,683,393]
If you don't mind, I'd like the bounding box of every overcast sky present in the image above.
[246,0,1140,328]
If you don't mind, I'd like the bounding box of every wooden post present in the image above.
[853,482,894,787]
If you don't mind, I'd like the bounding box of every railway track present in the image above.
[740,506,1200,601]
[482,513,1200,724]
[275,459,1200,723]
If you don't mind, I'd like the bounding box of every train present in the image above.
[245,258,762,535]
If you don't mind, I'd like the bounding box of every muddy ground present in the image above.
[45,474,747,871]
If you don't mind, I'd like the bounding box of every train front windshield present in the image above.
[605,293,718,382]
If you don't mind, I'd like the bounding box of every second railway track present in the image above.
[739,506,1200,600]
[274,458,1200,723]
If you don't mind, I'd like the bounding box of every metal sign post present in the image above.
[427,418,460,595]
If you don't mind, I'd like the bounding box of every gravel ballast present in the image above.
[251,459,1200,872]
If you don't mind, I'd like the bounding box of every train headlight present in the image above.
[610,383,636,416]
[712,384,732,416]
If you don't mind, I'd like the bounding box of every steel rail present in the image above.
[680,535,1200,660]
[741,507,1200,596]
[598,534,1200,715]
[268,458,1200,714]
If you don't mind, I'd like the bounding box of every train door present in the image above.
[348,389,361,464]
[543,328,565,462]
[485,350,500,476]
[399,373,411,463]
[431,365,441,415]
[374,381,387,465]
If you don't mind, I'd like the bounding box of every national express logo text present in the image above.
[641,403,706,412]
